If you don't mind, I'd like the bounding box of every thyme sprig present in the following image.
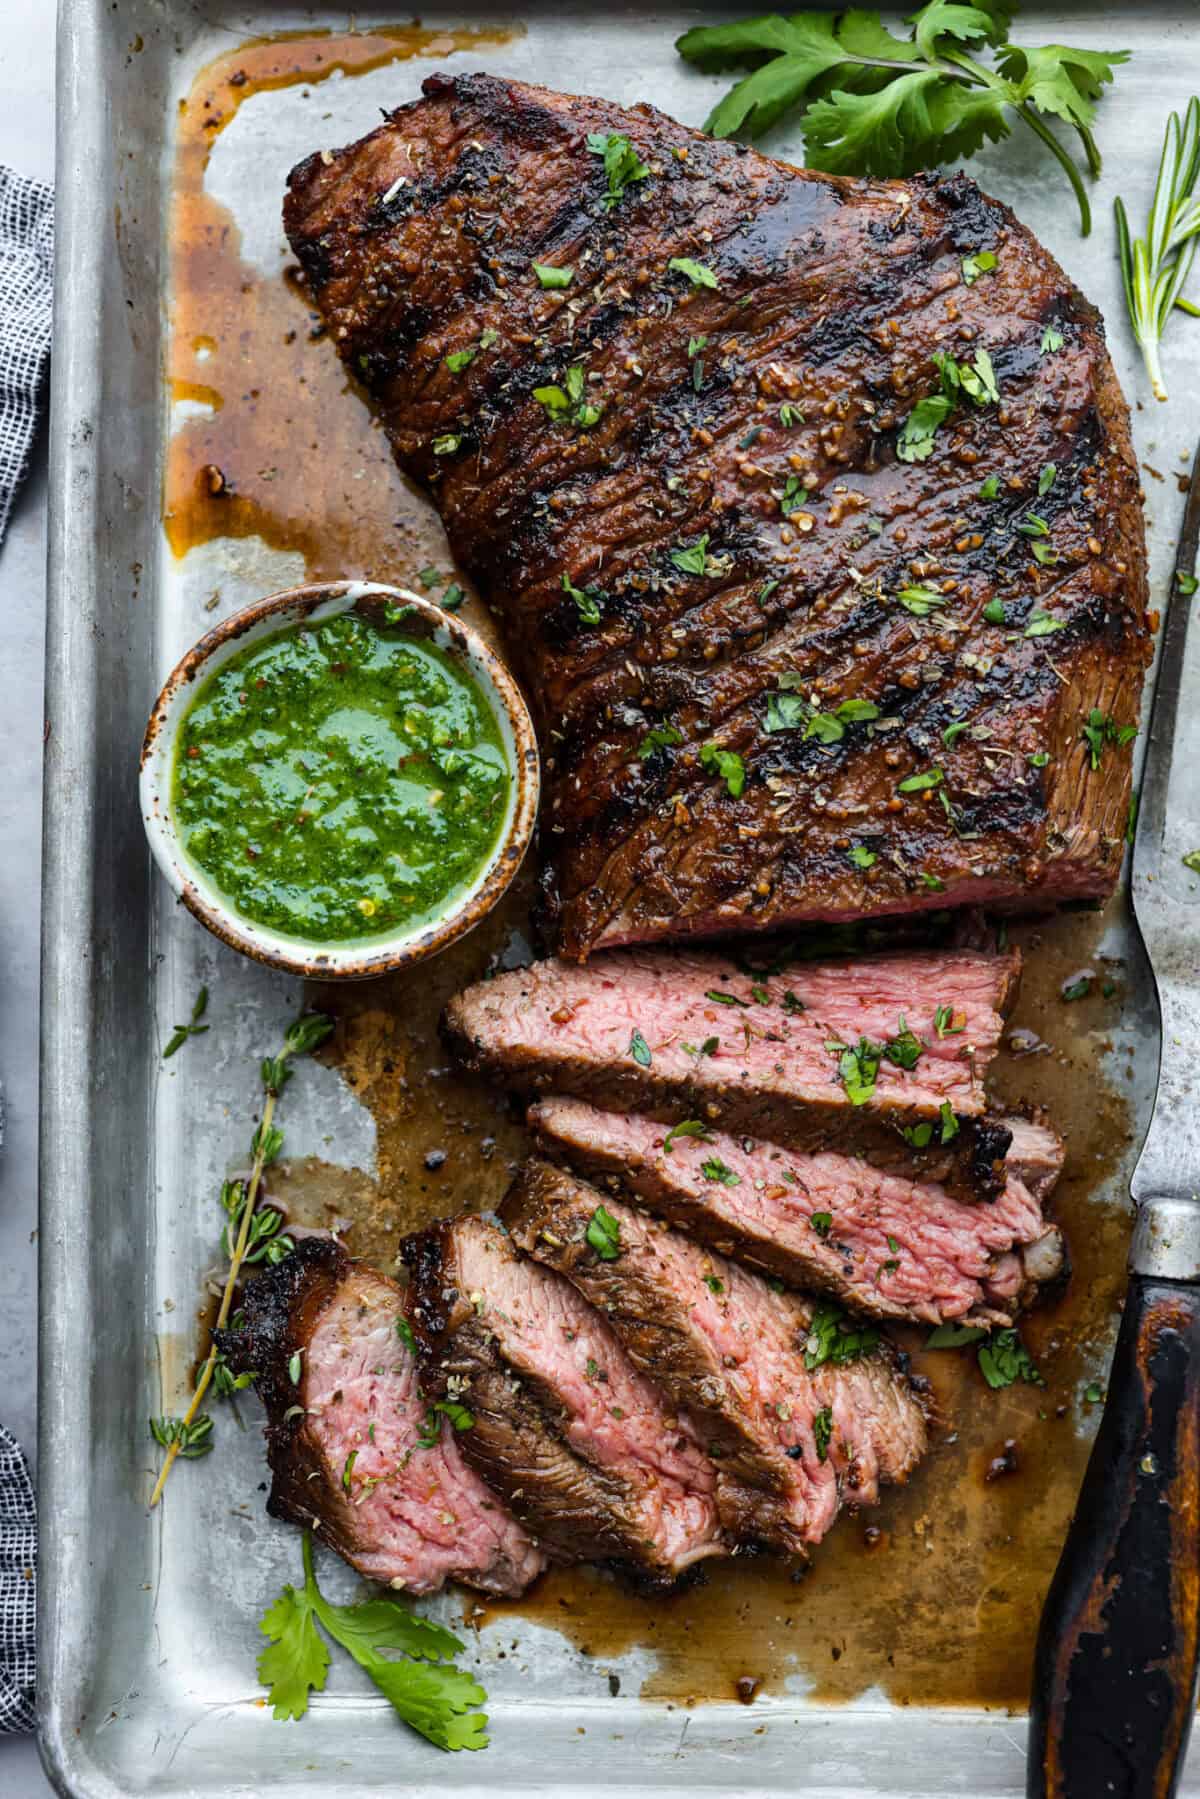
[1116,99,1200,400]
[148,1011,334,1507]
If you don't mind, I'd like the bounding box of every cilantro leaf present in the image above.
[669,257,720,289]
[699,742,746,797]
[532,262,573,289]
[897,391,954,462]
[676,7,1124,236]
[586,1205,622,1260]
[587,132,650,210]
[257,1535,489,1750]
[258,1581,329,1722]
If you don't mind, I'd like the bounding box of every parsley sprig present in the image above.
[675,3,1127,235]
[258,1531,488,1750]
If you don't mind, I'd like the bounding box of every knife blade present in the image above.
[1028,440,1200,1799]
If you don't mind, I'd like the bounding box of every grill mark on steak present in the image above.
[528,1096,1063,1327]
[443,946,1020,1199]
[217,1238,546,1596]
[402,1213,723,1583]
[284,75,1148,958]
[502,1160,928,1554]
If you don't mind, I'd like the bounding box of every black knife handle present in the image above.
[1028,1274,1200,1798]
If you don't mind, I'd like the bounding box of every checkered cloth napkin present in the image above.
[0,161,52,1735]
[0,166,53,546]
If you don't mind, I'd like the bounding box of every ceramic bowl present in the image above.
[139,580,539,978]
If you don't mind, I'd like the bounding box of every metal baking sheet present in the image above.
[39,1,1200,1793]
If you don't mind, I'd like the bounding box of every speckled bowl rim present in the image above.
[139,580,540,979]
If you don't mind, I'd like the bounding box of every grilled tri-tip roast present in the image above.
[443,944,1021,1199]
[218,1237,546,1596]
[283,73,1148,960]
[529,1096,1065,1326]
[402,1213,724,1582]
[502,1159,928,1555]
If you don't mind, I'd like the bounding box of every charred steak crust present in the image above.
[403,1213,723,1582]
[501,1159,928,1554]
[527,1097,1064,1326]
[284,73,1149,959]
[442,946,1020,1200]
[220,1237,545,1596]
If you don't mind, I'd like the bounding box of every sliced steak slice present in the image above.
[401,1213,722,1582]
[444,945,1020,1198]
[530,1096,1064,1327]
[502,1160,927,1554]
[218,1237,546,1596]
[284,73,1148,959]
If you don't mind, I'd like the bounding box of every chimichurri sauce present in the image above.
[172,611,511,943]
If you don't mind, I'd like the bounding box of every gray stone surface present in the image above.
[0,7,56,1793]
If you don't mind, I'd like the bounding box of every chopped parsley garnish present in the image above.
[587,131,650,210]
[1083,1381,1104,1404]
[782,991,805,1015]
[1038,463,1058,496]
[781,475,809,515]
[699,742,746,797]
[896,391,954,463]
[701,1156,741,1187]
[444,346,477,373]
[920,870,945,891]
[1025,610,1067,636]
[638,723,683,759]
[897,583,946,616]
[436,1401,475,1433]
[829,1036,883,1105]
[978,1328,1044,1390]
[1062,974,1093,1001]
[848,845,877,869]
[979,474,1001,499]
[1184,849,1200,873]
[764,687,879,740]
[688,334,709,359]
[1178,570,1198,596]
[670,533,712,575]
[809,1212,832,1238]
[813,1406,833,1462]
[897,767,943,794]
[750,984,771,1004]
[1029,750,1050,768]
[664,1119,710,1153]
[395,1317,417,1356]
[341,1450,358,1492]
[939,1100,959,1142]
[706,988,749,1007]
[779,403,803,427]
[982,599,1006,625]
[935,347,1000,406]
[803,1303,880,1371]
[902,1120,934,1148]
[586,1205,622,1261]
[1040,323,1065,355]
[703,1274,725,1295]
[933,1004,964,1039]
[884,1016,923,1071]
[561,570,602,624]
[925,1322,988,1349]
[417,565,440,588]
[1017,511,1050,538]
[684,1035,720,1058]
[961,250,997,284]
[629,1028,653,1067]
[669,256,720,289]
[532,262,574,289]
[757,577,781,606]
[432,433,462,456]
[943,719,971,745]
[534,364,603,429]
[1082,709,1136,769]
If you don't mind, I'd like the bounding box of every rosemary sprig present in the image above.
[163,985,210,1058]
[148,1010,334,1507]
[1115,98,1200,400]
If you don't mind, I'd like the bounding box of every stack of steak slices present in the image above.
[228,940,1064,1594]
